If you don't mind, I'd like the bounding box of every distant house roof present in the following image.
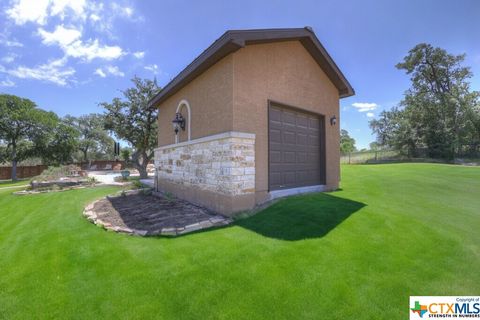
[148,27,354,107]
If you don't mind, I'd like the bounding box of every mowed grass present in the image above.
[0,163,479,319]
[0,179,30,188]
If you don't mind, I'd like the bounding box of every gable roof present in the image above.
[148,27,354,108]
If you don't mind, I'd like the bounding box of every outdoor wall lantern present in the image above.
[330,115,337,126]
[172,112,185,135]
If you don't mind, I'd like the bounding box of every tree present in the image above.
[396,43,479,159]
[0,94,58,180]
[369,107,419,156]
[369,142,380,151]
[370,44,480,159]
[340,129,356,153]
[0,143,8,165]
[463,104,480,155]
[101,77,160,178]
[64,113,114,162]
[121,147,132,165]
[38,120,79,165]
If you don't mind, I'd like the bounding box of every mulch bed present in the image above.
[84,190,232,236]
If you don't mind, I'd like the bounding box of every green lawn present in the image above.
[0,179,30,188]
[0,163,479,319]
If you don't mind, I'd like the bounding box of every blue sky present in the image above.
[1,0,479,149]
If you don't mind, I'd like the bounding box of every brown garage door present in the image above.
[269,103,325,191]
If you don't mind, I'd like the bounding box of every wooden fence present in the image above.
[0,165,48,180]
[0,160,126,180]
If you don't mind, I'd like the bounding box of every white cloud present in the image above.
[6,0,143,27]
[38,26,124,61]
[4,57,75,86]
[6,0,50,25]
[352,102,378,112]
[66,39,123,61]
[4,0,142,84]
[89,13,100,22]
[86,3,111,34]
[124,7,133,17]
[0,34,24,47]
[144,64,158,74]
[94,65,124,77]
[38,25,82,46]
[1,54,18,64]
[133,51,144,59]
[88,3,142,38]
[94,68,106,77]
[106,65,124,76]
[0,79,16,87]
[6,0,87,25]
[50,0,86,20]
[366,112,375,118]
[111,3,133,18]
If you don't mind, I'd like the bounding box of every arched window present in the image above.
[175,99,191,143]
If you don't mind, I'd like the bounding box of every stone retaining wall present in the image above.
[155,131,255,196]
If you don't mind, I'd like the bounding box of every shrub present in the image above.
[163,191,175,203]
[28,165,93,192]
[33,165,81,182]
[132,180,143,189]
[141,188,152,196]
[113,176,124,183]
[86,176,98,185]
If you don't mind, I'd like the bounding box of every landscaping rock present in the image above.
[82,192,232,237]
[133,229,148,236]
[160,228,177,236]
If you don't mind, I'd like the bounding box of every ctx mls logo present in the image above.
[410,296,480,319]
[410,301,428,318]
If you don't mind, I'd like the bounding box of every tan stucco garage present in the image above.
[149,27,354,215]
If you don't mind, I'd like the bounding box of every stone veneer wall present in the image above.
[154,132,255,210]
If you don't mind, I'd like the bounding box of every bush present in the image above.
[113,176,124,183]
[141,188,152,196]
[163,191,175,203]
[132,180,143,189]
[86,176,98,185]
[33,165,82,182]
[30,165,89,191]
[51,184,62,191]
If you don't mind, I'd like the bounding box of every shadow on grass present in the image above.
[235,193,366,241]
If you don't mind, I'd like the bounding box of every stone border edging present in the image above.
[14,185,90,195]
[83,189,232,237]
[12,181,136,195]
